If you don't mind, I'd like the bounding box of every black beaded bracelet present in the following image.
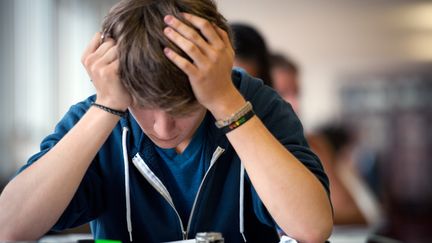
[221,109,255,134]
[91,102,128,118]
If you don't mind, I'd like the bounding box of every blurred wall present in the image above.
[217,0,432,129]
[0,0,15,184]
[0,0,117,183]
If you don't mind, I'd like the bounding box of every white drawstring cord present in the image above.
[122,127,133,242]
[240,162,247,242]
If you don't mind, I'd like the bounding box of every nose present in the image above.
[153,111,176,140]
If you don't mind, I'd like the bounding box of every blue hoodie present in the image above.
[19,69,329,243]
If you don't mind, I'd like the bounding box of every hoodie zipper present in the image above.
[132,153,186,239]
[185,147,225,239]
[132,147,225,240]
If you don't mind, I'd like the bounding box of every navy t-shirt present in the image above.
[155,121,207,226]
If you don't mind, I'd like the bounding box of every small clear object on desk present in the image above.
[195,232,224,243]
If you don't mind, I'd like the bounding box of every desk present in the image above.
[2,228,373,243]
[39,234,92,243]
[329,226,371,243]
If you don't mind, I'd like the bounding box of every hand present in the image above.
[81,33,131,111]
[163,13,245,118]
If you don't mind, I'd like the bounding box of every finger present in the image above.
[107,59,119,76]
[81,32,103,63]
[164,27,206,66]
[181,13,223,48]
[163,47,198,77]
[93,59,119,85]
[213,24,232,47]
[83,39,116,68]
[100,45,118,65]
[93,38,116,58]
[164,15,210,51]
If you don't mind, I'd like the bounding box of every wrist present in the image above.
[91,102,128,118]
[95,96,129,112]
[216,102,255,134]
[207,87,246,120]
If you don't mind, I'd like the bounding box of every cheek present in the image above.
[176,116,202,135]
[175,121,192,134]
[129,110,154,131]
[138,122,153,133]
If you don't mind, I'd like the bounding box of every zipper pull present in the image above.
[183,230,188,240]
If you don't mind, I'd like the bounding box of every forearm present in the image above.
[211,93,333,242]
[0,107,119,240]
[228,117,332,242]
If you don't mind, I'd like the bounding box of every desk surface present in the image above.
[2,227,373,243]
[329,226,371,243]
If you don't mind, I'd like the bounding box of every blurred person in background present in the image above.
[230,23,272,86]
[308,125,382,226]
[270,52,381,226]
[270,54,300,114]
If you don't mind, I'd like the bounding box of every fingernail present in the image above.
[164,48,170,55]
[164,27,171,34]
[164,15,173,24]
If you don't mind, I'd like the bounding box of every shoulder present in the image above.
[53,95,97,134]
[68,95,96,117]
[232,67,267,98]
[231,68,291,121]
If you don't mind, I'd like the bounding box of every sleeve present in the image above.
[243,81,331,227]
[16,97,106,231]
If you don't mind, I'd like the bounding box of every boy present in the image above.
[0,0,332,242]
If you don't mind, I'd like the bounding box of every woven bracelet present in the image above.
[215,101,253,128]
[91,102,128,118]
[221,109,255,134]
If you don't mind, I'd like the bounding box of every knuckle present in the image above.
[190,32,200,41]
[90,63,100,76]
[211,48,222,58]
[196,73,204,81]
[82,55,92,67]
[85,54,101,69]
[209,56,218,65]
[186,43,197,53]
[200,21,211,30]
[220,29,228,38]
[170,17,179,28]
[99,67,112,80]
[214,44,224,52]
[180,61,190,70]
[182,62,195,74]
[105,38,115,45]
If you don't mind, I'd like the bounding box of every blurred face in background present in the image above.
[271,67,300,114]
[234,57,260,78]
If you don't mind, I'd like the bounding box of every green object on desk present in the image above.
[95,240,122,243]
